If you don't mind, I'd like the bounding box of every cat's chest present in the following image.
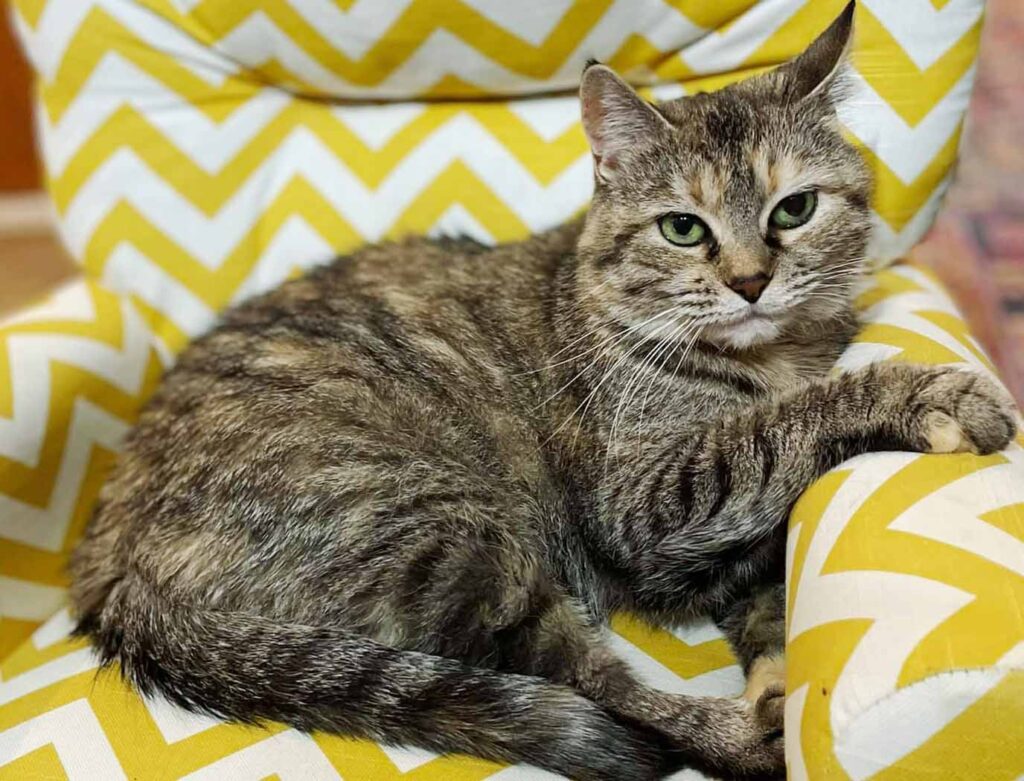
[749,355,828,393]
[736,341,840,394]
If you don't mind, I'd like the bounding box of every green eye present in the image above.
[658,213,709,247]
[769,191,817,229]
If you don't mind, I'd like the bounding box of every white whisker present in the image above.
[605,319,689,467]
[562,320,675,454]
[635,320,698,438]
[530,307,677,411]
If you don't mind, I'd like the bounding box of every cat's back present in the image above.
[70,229,575,617]
[159,229,567,415]
[131,228,574,489]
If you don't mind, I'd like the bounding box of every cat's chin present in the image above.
[702,316,782,351]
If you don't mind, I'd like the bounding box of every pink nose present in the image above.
[727,273,771,303]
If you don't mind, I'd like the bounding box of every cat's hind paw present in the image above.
[742,654,785,708]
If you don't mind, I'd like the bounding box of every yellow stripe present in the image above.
[1,633,89,682]
[864,126,963,232]
[9,0,48,29]
[40,8,251,125]
[855,268,926,309]
[915,310,996,370]
[663,1,757,31]
[855,323,970,365]
[610,614,737,679]
[0,618,41,662]
[315,734,502,780]
[980,503,1024,541]
[788,470,851,633]
[856,7,981,127]
[388,161,531,241]
[789,619,867,780]
[0,744,64,780]
[0,353,163,505]
[51,101,586,217]
[137,0,616,93]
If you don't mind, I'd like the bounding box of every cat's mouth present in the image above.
[716,305,778,327]
[701,305,788,349]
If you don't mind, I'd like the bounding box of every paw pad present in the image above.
[923,411,972,454]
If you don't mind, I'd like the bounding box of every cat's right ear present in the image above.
[580,63,669,184]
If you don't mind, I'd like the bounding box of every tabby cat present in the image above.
[70,4,1017,779]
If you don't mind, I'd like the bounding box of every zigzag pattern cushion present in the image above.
[3,0,1022,778]
[2,268,1022,779]
[9,0,985,353]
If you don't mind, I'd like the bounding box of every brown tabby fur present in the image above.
[70,4,1017,779]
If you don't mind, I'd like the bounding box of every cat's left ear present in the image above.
[782,1,856,104]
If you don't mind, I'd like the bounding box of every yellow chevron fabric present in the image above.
[11,0,984,334]
[1,267,1021,780]
[785,265,1024,780]
[3,0,1021,778]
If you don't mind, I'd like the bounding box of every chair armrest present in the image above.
[786,262,1024,780]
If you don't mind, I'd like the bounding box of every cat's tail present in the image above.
[76,577,671,781]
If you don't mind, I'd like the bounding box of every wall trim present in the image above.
[0,191,55,236]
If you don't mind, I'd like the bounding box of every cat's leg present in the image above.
[712,582,786,708]
[594,363,1017,617]
[330,492,784,778]
[574,364,1015,775]
[339,517,781,778]
[512,595,785,780]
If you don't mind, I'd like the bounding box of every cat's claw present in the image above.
[732,693,786,781]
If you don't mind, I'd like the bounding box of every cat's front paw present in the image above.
[910,368,1018,455]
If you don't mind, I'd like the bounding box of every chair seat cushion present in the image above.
[1,264,1021,779]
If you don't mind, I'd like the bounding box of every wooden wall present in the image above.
[0,9,77,314]
[0,7,40,192]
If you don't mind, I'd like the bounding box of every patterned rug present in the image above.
[912,0,1024,403]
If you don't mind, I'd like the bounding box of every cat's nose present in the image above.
[727,273,771,303]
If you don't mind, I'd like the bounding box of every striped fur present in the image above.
[69,5,1016,780]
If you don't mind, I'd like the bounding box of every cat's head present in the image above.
[577,2,870,351]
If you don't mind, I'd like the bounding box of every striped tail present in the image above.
[76,577,671,781]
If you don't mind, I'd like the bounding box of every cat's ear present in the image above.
[580,62,670,183]
[781,1,855,104]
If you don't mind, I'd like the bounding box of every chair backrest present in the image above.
[11,0,985,348]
